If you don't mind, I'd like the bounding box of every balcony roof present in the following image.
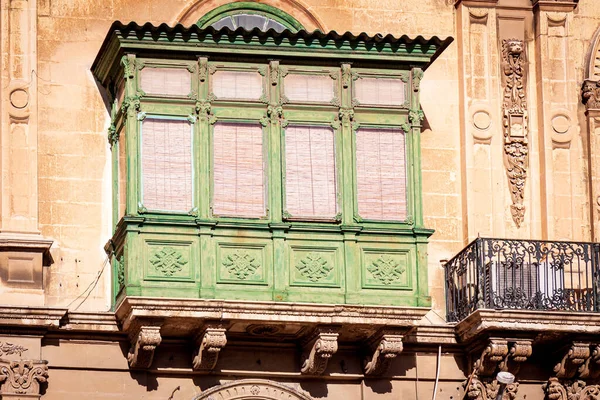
[92,21,454,86]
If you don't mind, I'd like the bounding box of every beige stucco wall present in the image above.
[1,0,599,312]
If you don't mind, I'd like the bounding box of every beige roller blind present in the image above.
[213,122,265,217]
[284,74,334,103]
[285,125,337,218]
[141,118,193,212]
[354,77,405,106]
[212,71,263,100]
[140,67,191,97]
[356,128,407,220]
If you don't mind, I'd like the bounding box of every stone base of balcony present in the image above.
[456,309,600,343]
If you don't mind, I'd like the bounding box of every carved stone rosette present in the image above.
[300,326,340,375]
[0,359,48,396]
[501,39,529,228]
[363,331,404,376]
[192,324,227,371]
[127,324,162,368]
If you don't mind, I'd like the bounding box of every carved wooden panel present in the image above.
[144,241,195,282]
[361,249,412,289]
[288,244,342,287]
[216,243,268,285]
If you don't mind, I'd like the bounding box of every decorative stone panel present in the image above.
[0,359,48,398]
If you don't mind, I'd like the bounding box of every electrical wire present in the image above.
[65,253,111,311]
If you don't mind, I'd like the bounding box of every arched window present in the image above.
[196,2,304,33]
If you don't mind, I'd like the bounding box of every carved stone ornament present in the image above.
[473,339,532,377]
[543,378,600,400]
[192,324,227,371]
[0,342,28,358]
[193,379,314,400]
[301,327,340,375]
[466,375,519,400]
[501,39,529,228]
[127,324,162,368]
[0,359,48,396]
[582,80,600,111]
[363,332,404,375]
[553,342,600,380]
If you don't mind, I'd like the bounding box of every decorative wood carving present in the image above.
[222,250,261,280]
[501,39,528,228]
[363,331,404,375]
[295,253,333,282]
[0,360,48,396]
[127,324,162,368]
[149,247,188,277]
[301,326,340,375]
[192,324,227,371]
[367,255,406,286]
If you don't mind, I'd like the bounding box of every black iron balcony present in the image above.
[444,238,600,322]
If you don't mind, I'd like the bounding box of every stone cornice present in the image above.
[454,0,499,7]
[0,307,66,330]
[59,312,119,332]
[456,310,600,343]
[531,0,578,12]
[0,234,54,266]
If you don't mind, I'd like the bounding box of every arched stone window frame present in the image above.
[196,2,305,32]
[193,379,314,400]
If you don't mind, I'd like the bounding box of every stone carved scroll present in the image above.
[553,342,600,380]
[192,324,227,371]
[0,359,48,396]
[474,339,532,376]
[363,331,404,375]
[300,326,339,375]
[466,376,519,400]
[501,39,529,228]
[127,324,162,368]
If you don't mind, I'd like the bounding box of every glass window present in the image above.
[211,13,287,32]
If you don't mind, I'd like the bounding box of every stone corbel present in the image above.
[300,326,340,375]
[0,359,48,398]
[192,323,227,371]
[473,339,532,376]
[553,342,591,379]
[127,323,162,369]
[363,331,404,376]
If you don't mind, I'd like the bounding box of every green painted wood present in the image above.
[99,31,445,309]
[195,2,305,32]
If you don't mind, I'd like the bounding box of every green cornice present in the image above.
[91,21,454,87]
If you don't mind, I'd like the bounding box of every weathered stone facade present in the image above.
[1,0,600,398]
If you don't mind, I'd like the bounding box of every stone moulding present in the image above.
[192,324,227,371]
[363,330,405,376]
[501,38,529,228]
[127,323,162,369]
[194,379,314,400]
[0,359,48,396]
[300,326,340,375]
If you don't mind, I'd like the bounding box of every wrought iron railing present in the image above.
[444,238,600,322]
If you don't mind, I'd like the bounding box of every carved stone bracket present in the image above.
[0,359,48,397]
[363,331,404,376]
[127,323,162,369]
[300,326,340,375]
[501,38,529,228]
[192,323,227,371]
[473,339,532,376]
[553,342,600,380]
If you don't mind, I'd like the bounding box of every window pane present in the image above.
[284,74,334,103]
[213,123,265,217]
[285,125,337,218]
[212,71,263,100]
[140,67,191,97]
[354,78,405,106]
[141,119,193,212]
[356,128,406,220]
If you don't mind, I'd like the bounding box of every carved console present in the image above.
[501,38,529,228]
[300,326,340,375]
[0,359,48,398]
[363,330,404,376]
[127,323,162,368]
[192,323,227,371]
[465,339,532,400]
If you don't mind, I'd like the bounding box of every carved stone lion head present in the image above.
[504,39,524,56]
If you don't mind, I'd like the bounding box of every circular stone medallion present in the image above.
[551,114,570,134]
[9,88,29,109]
[473,111,491,130]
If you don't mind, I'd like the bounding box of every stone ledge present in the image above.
[0,306,66,329]
[456,309,600,343]
[60,312,120,332]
